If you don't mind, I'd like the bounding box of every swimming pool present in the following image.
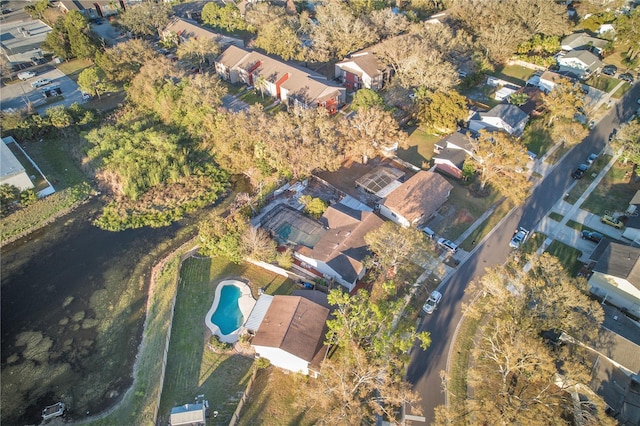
[205,280,255,343]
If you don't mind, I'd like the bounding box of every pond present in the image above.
[0,199,181,424]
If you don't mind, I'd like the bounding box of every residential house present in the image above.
[335,51,392,91]
[557,50,602,79]
[433,131,475,179]
[260,203,383,291]
[468,104,530,137]
[379,171,453,227]
[530,70,571,93]
[251,295,329,376]
[623,190,640,242]
[588,241,640,318]
[561,32,608,55]
[162,17,243,50]
[1,137,34,191]
[355,167,405,198]
[513,86,545,117]
[215,46,346,112]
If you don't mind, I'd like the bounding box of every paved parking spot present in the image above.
[2,67,86,113]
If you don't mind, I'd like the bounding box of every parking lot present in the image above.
[1,67,86,113]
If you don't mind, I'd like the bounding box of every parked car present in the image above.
[422,291,442,314]
[509,227,529,249]
[437,238,458,254]
[421,226,435,240]
[18,71,36,80]
[608,128,617,142]
[602,65,617,76]
[586,153,598,166]
[572,164,588,179]
[588,119,595,129]
[619,73,634,82]
[600,214,624,229]
[581,230,603,243]
[30,78,51,88]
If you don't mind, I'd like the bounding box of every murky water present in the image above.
[1,199,181,424]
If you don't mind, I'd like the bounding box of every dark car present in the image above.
[602,65,617,76]
[571,164,588,179]
[609,128,618,142]
[619,73,635,82]
[581,230,603,243]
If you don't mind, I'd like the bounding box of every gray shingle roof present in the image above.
[483,104,529,129]
[593,242,640,290]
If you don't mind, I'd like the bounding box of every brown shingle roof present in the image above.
[383,171,453,223]
[593,242,640,290]
[251,296,329,362]
[164,17,243,48]
[297,204,384,284]
[336,52,384,79]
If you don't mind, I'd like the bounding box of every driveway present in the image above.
[222,94,249,113]
[1,68,86,113]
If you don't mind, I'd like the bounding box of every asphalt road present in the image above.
[406,82,640,424]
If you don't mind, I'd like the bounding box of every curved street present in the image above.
[406,82,640,424]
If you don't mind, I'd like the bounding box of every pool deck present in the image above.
[205,280,256,343]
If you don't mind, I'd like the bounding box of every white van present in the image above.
[421,227,435,239]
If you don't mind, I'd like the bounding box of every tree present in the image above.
[176,37,221,70]
[41,11,100,60]
[611,119,640,169]
[364,221,431,278]
[240,226,277,262]
[367,8,410,40]
[345,106,407,163]
[351,88,385,111]
[550,119,588,147]
[24,0,50,21]
[416,90,468,133]
[453,0,568,64]
[120,2,173,37]
[95,39,157,84]
[615,8,640,65]
[253,20,302,61]
[307,2,376,61]
[508,92,529,106]
[299,195,328,218]
[201,2,251,33]
[0,184,20,216]
[199,214,247,262]
[467,131,532,204]
[304,289,430,423]
[541,78,585,126]
[436,254,610,425]
[46,106,73,131]
[77,66,112,98]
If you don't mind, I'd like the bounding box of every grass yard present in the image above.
[521,232,547,257]
[545,240,583,277]
[549,212,564,222]
[579,158,640,214]
[521,119,554,157]
[457,195,513,251]
[396,127,440,168]
[157,256,295,425]
[611,82,632,99]
[0,134,93,243]
[587,75,620,93]
[489,65,536,86]
[56,58,93,83]
[237,367,322,425]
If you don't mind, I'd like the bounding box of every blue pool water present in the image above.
[211,285,243,335]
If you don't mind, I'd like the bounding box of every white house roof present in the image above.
[169,403,206,426]
[336,52,384,79]
[244,294,274,332]
[1,137,26,180]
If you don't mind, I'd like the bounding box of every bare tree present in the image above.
[240,226,277,262]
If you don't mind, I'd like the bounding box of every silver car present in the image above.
[422,291,442,314]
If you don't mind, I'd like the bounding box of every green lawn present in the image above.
[157,256,296,425]
[521,119,554,157]
[56,58,93,83]
[587,75,620,93]
[579,158,640,214]
[489,64,536,86]
[545,240,583,277]
[548,212,564,222]
[611,82,632,99]
[396,127,440,168]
